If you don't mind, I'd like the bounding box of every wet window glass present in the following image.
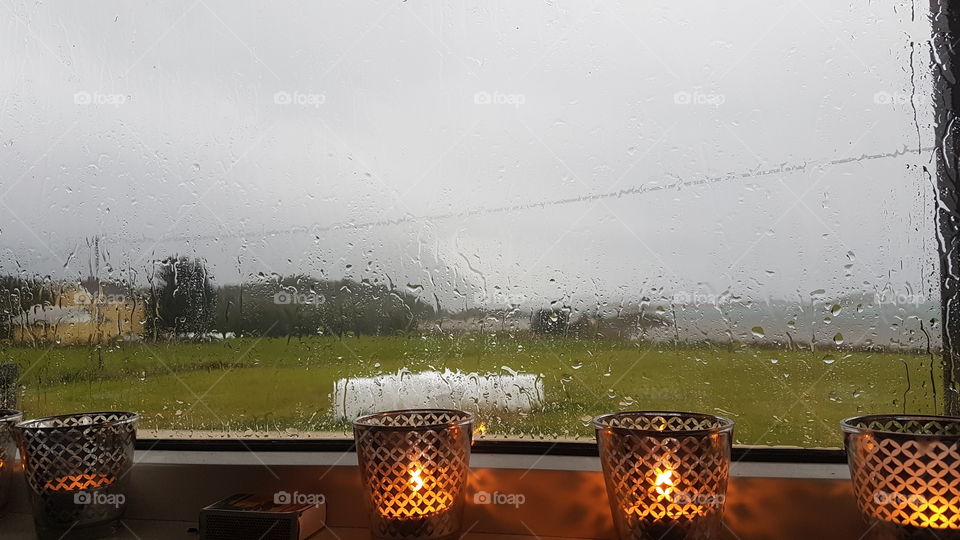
[0,1,941,446]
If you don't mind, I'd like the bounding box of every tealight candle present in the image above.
[842,414,960,538]
[594,411,733,540]
[15,411,138,539]
[0,409,22,511]
[354,409,473,540]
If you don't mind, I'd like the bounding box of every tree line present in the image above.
[0,256,665,345]
[0,256,435,343]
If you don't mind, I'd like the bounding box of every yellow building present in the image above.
[10,281,145,346]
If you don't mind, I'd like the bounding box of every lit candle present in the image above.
[625,460,709,539]
[376,459,455,521]
[354,409,473,540]
[842,414,960,537]
[43,473,115,493]
[594,412,733,540]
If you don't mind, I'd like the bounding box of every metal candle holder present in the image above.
[594,411,734,540]
[16,411,138,539]
[842,414,960,539]
[353,409,473,540]
[0,409,23,512]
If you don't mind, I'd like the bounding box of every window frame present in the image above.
[2,2,951,462]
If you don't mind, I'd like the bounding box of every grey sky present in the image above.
[0,0,938,317]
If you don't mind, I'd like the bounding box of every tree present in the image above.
[145,256,216,339]
[213,275,435,338]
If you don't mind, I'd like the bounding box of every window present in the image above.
[0,0,941,448]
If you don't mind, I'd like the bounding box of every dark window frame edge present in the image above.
[134,438,847,464]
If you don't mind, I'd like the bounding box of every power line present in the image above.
[92,145,930,246]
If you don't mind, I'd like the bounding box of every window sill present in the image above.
[2,451,865,539]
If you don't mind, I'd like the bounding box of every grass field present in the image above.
[0,335,943,448]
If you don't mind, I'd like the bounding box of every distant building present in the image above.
[11,279,145,345]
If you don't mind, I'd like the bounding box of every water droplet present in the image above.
[751,327,765,338]
[834,333,844,345]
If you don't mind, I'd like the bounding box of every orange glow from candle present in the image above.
[626,461,709,522]
[43,473,115,492]
[374,460,455,520]
[876,495,960,530]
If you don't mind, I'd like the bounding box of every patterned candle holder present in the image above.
[842,414,960,539]
[16,411,138,539]
[594,411,734,540]
[353,409,473,540]
[0,409,23,512]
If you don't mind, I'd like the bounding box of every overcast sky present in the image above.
[0,0,939,315]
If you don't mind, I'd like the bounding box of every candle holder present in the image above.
[353,409,473,540]
[842,414,960,539]
[16,411,138,539]
[0,409,23,512]
[593,411,734,540]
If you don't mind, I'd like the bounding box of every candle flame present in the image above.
[475,423,487,436]
[374,461,456,519]
[654,466,675,498]
[409,465,425,492]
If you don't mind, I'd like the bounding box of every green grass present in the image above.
[0,335,943,447]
